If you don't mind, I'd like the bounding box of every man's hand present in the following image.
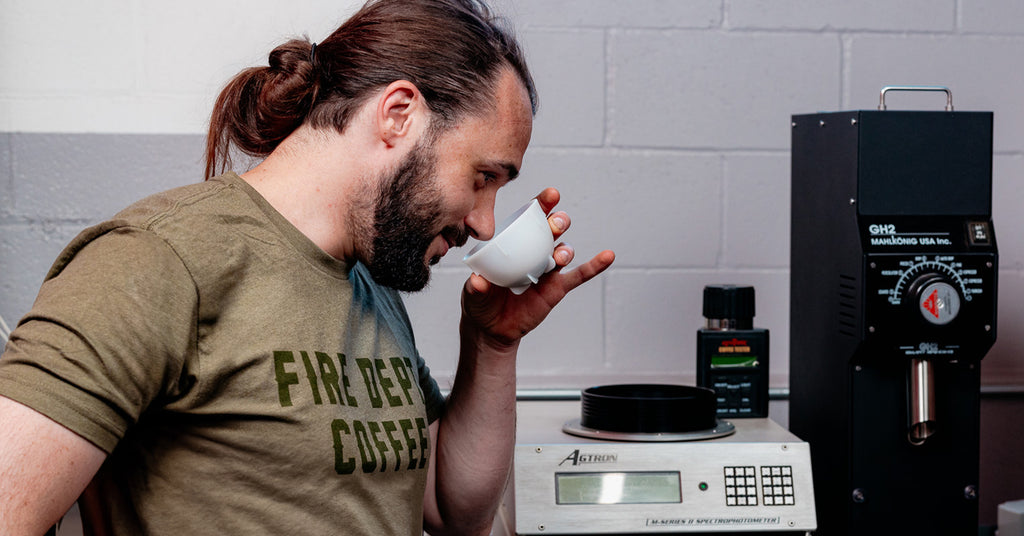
[423,188,614,535]
[461,187,616,348]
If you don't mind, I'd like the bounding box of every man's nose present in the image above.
[465,190,497,241]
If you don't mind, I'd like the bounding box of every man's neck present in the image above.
[240,126,368,262]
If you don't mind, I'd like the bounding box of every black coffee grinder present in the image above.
[789,87,998,534]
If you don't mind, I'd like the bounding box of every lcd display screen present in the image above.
[710,355,759,368]
[555,472,682,505]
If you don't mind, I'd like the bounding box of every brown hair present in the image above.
[204,0,537,179]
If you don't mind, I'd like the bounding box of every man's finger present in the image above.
[535,188,560,214]
[557,250,615,293]
[548,211,570,240]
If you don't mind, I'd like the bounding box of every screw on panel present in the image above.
[965,485,978,500]
[851,118,858,126]
[535,447,543,453]
[849,198,856,206]
[852,488,866,503]
[819,120,826,127]
[538,524,546,531]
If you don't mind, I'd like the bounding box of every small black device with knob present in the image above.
[696,285,770,418]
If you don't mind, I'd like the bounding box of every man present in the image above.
[0,0,614,534]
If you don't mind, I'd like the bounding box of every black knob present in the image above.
[703,285,755,329]
[907,273,961,326]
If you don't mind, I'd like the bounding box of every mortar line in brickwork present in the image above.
[717,154,727,268]
[601,275,610,368]
[603,27,613,149]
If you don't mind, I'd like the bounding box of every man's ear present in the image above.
[377,80,424,147]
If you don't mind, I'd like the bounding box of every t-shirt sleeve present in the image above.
[414,351,445,425]
[0,224,197,453]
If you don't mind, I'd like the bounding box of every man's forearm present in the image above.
[428,321,519,535]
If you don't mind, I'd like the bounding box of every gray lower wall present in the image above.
[1,133,208,324]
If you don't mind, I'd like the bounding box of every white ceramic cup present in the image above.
[462,198,557,294]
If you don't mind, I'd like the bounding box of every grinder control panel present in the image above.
[860,219,997,357]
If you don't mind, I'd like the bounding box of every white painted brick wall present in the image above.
[962,0,1024,34]
[507,0,722,28]
[2,0,1023,390]
[726,0,956,31]
[611,31,841,149]
[522,29,607,147]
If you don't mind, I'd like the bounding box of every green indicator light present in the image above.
[699,482,709,491]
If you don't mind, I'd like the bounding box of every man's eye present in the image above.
[477,172,497,188]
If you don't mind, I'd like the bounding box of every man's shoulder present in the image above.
[45,173,261,281]
[112,172,246,230]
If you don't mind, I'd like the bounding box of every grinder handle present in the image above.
[878,85,953,112]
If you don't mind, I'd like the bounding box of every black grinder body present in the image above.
[789,110,997,534]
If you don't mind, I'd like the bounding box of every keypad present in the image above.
[713,377,757,416]
[723,466,758,506]
[760,466,795,505]
[723,465,796,507]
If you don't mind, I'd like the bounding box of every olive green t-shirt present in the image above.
[0,172,445,535]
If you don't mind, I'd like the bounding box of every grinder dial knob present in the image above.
[908,273,961,326]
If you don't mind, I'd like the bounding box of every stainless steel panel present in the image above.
[510,400,816,535]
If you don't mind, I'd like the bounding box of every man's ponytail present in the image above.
[205,39,320,179]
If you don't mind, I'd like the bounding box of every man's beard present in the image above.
[363,143,468,292]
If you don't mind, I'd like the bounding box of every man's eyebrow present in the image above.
[501,162,520,181]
